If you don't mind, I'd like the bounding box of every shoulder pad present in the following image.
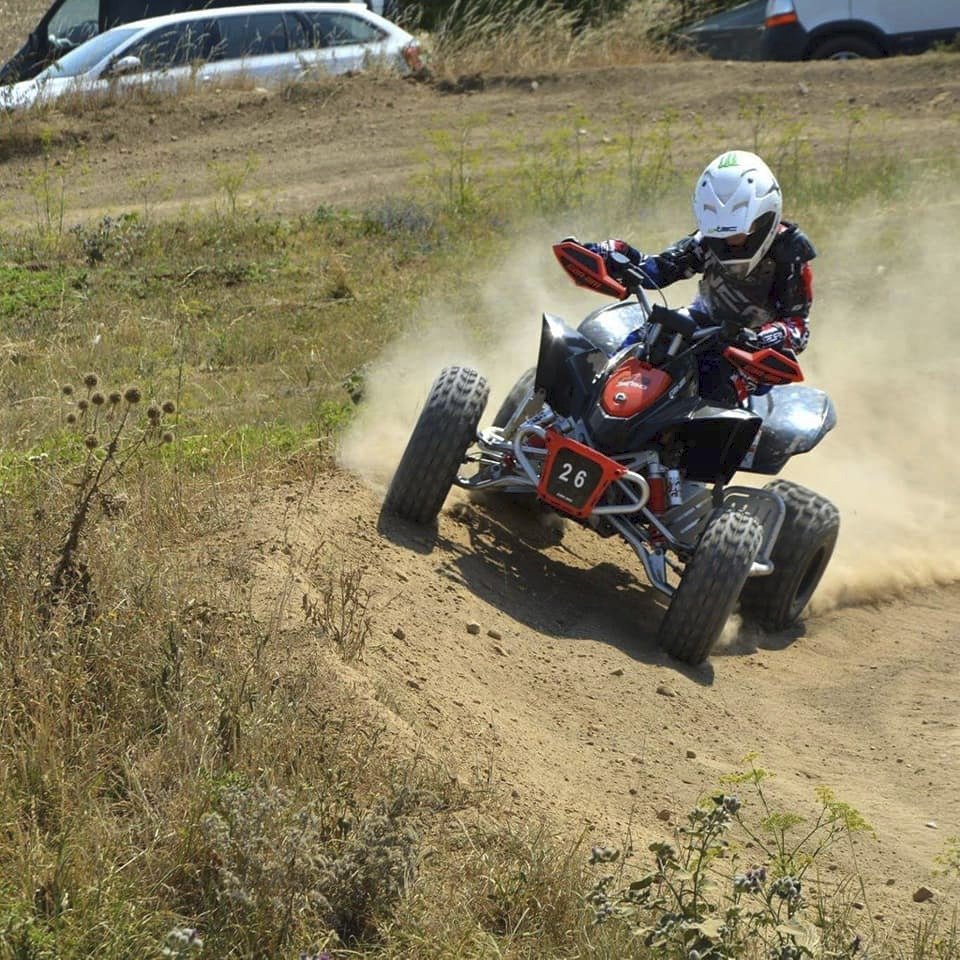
[772,222,816,263]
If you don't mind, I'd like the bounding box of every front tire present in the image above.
[384,366,489,525]
[658,506,764,666]
[740,479,839,630]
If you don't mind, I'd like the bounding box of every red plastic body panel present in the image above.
[552,241,629,300]
[601,358,673,418]
[536,429,626,519]
[723,345,804,385]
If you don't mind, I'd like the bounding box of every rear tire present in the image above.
[384,366,489,525]
[492,367,536,428]
[740,479,839,630]
[658,506,764,666]
[809,33,883,59]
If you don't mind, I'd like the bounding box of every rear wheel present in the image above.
[384,366,489,525]
[740,479,839,630]
[492,367,536,428]
[658,506,764,666]
[809,33,883,59]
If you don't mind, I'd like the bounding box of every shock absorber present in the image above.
[647,462,667,514]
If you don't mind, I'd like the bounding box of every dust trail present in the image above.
[778,196,960,611]
[338,207,689,489]
[340,192,960,609]
[337,233,549,490]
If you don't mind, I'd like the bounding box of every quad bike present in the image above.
[384,241,839,665]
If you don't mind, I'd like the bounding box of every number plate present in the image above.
[536,430,625,519]
[544,447,605,511]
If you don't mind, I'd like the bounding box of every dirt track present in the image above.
[3,52,960,938]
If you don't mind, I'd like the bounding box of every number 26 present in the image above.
[558,462,587,489]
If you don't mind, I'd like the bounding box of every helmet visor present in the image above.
[701,212,777,275]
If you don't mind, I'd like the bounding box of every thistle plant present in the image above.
[41,373,176,623]
[587,762,871,960]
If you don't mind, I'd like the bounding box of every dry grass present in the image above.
[0,3,957,957]
[424,0,688,79]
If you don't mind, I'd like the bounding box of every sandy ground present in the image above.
[1,47,960,944]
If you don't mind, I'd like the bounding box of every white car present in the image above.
[0,1,422,111]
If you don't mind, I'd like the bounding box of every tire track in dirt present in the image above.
[234,468,960,944]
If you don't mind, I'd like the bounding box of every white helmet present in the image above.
[693,150,782,278]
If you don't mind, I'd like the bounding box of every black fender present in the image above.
[534,312,606,418]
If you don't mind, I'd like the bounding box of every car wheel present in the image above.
[809,33,883,59]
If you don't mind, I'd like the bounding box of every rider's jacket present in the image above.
[587,222,816,355]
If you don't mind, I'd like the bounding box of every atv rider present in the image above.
[579,149,816,407]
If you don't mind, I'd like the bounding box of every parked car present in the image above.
[0,0,403,84]
[675,0,766,61]
[0,2,421,111]
[762,0,960,60]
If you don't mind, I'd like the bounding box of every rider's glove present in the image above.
[594,238,631,257]
[583,239,644,281]
[733,327,761,351]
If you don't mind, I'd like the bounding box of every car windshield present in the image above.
[35,26,139,79]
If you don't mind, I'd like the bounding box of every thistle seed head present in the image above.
[84,434,98,450]
[147,405,161,423]
[123,386,142,405]
[66,413,77,424]
[161,400,176,415]
[83,373,98,389]
[91,392,105,406]
[108,391,122,405]
[77,398,89,411]
[162,431,174,444]
[62,384,74,396]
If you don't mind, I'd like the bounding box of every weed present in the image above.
[208,153,262,219]
[194,776,418,950]
[71,213,148,266]
[302,553,374,662]
[420,120,491,218]
[587,762,870,960]
[39,375,176,624]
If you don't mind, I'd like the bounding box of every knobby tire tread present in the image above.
[740,479,839,630]
[658,506,764,666]
[385,366,489,525]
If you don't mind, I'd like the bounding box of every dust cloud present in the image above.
[778,196,960,611]
[337,223,630,489]
[340,193,960,610]
[338,206,690,488]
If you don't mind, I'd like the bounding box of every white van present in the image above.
[762,0,960,59]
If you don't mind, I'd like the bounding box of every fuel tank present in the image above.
[600,358,672,417]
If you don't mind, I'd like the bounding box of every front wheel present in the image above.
[657,506,764,666]
[384,366,489,525]
[739,479,839,630]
